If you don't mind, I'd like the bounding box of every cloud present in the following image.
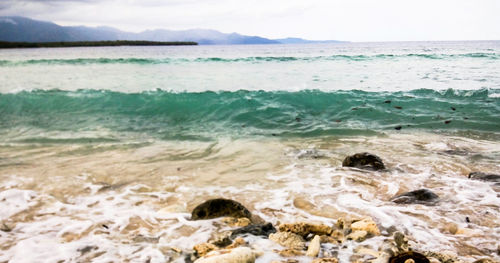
[0,0,499,41]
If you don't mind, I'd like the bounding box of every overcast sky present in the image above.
[1,0,499,41]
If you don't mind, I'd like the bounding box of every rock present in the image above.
[468,172,500,183]
[194,243,218,257]
[311,258,339,263]
[222,217,252,227]
[390,189,439,205]
[389,252,430,263]
[423,251,460,263]
[330,229,344,243]
[278,249,305,257]
[320,235,340,244]
[394,232,409,252]
[473,259,497,263]
[306,235,321,257]
[278,222,333,237]
[77,245,98,255]
[231,223,276,238]
[226,237,246,249]
[347,230,368,242]
[1,222,12,232]
[210,231,233,247]
[350,217,380,236]
[269,232,306,250]
[191,198,252,220]
[194,247,256,263]
[342,152,386,171]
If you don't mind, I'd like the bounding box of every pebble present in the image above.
[306,235,321,257]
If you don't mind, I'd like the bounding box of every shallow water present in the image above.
[0,41,500,262]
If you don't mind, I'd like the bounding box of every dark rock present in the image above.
[78,246,98,255]
[191,198,252,220]
[468,172,500,182]
[230,222,276,238]
[1,222,12,232]
[342,152,386,171]
[390,189,439,205]
[389,252,430,263]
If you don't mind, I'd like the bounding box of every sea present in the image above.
[0,41,499,263]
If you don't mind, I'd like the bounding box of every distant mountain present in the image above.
[275,37,345,44]
[0,16,344,45]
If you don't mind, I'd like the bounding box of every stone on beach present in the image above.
[350,217,380,236]
[194,242,218,257]
[278,222,333,237]
[191,198,252,220]
[306,235,321,257]
[269,232,306,250]
[222,217,252,227]
[390,189,439,205]
[389,252,430,263]
[347,230,368,242]
[468,172,500,183]
[193,247,256,263]
[311,258,339,263]
[342,152,386,171]
[231,222,276,238]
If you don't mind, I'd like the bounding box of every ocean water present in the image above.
[0,41,499,262]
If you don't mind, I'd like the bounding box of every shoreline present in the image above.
[0,40,198,49]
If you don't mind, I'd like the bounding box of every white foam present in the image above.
[0,189,37,220]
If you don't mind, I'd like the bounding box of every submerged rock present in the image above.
[342,152,386,171]
[191,198,252,220]
[389,252,430,263]
[468,172,500,183]
[278,222,333,237]
[269,232,306,250]
[231,222,276,238]
[390,189,439,205]
[194,247,256,263]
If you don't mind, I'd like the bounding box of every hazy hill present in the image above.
[0,16,344,45]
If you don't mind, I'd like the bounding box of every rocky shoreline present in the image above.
[171,153,500,263]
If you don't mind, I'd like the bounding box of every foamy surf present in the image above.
[1,132,499,262]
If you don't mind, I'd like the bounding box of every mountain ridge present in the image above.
[0,16,345,45]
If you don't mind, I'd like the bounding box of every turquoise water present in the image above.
[0,89,499,142]
[1,41,499,143]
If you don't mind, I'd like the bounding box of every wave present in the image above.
[1,52,499,66]
[1,89,499,141]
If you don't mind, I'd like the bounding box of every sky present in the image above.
[0,0,499,41]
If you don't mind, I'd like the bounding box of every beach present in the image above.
[0,41,499,262]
